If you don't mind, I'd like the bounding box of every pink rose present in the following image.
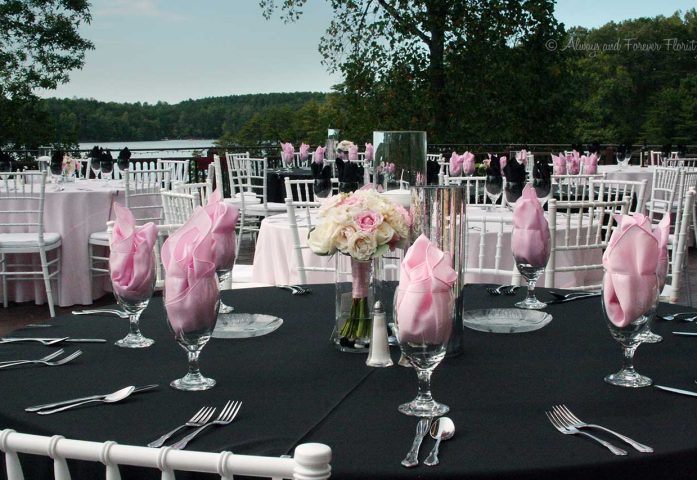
[356,211,383,233]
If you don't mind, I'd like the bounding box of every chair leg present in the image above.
[0,252,7,308]
[692,209,697,248]
[39,248,56,318]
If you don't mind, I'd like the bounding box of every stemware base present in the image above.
[170,373,216,391]
[398,399,449,418]
[604,369,652,388]
[219,302,235,314]
[515,297,547,310]
[115,333,154,348]
[639,330,663,343]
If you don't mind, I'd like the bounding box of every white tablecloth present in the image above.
[252,207,602,288]
[598,165,655,187]
[1,180,124,306]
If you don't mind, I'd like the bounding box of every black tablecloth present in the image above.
[266,168,314,203]
[2,285,697,479]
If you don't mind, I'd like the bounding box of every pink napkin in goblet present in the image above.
[299,143,310,161]
[161,211,219,335]
[282,142,295,166]
[567,156,580,175]
[313,146,325,165]
[365,143,374,162]
[499,156,507,174]
[449,152,463,176]
[511,183,550,268]
[602,214,660,328]
[348,143,359,161]
[552,154,567,175]
[396,234,457,345]
[109,204,158,301]
[582,153,598,174]
[202,189,240,272]
[462,151,475,175]
[516,149,528,165]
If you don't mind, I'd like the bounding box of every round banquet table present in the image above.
[1,285,697,479]
[0,179,124,306]
[598,165,655,188]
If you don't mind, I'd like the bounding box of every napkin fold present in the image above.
[161,210,219,335]
[109,204,158,301]
[582,153,598,174]
[281,142,295,166]
[396,234,457,345]
[365,143,374,162]
[511,184,550,267]
[299,143,310,161]
[203,189,240,272]
[552,154,567,175]
[516,149,528,165]
[602,214,660,327]
[449,152,463,176]
[462,151,475,176]
[567,155,580,175]
[348,144,359,161]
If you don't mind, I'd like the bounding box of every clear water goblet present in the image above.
[503,181,524,210]
[113,268,156,348]
[615,153,629,170]
[513,248,550,310]
[165,280,220,391]
[393,289,453,417]
[90,159,101,180]
[100,160,113,185]
[533,177,552,207]
[313,178,332,199]
[602,278,658,387]
[49,162,64,191]
[484,174,503,210]
[217,268,234,314]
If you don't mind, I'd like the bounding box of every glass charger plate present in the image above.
[462,308,552,333]
[212,313,283,339]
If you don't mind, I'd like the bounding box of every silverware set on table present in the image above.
[147,400,242,449]
[276,284,312,295]
[485,285,600,303]
[545,405,653,455]
[0,349,83,369]
[25,384,158,414]
[402,416,455,467]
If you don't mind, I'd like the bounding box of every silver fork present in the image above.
[171,401,242,449]
[657,312,697,321]
[0,350,82,369]
[147,406,217,448]
[486,285,514,296]
[545,410,627,455]
[0,349,65,366]
[0,337,69,345]
[552,405,653,453]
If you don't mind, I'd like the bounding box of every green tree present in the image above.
[0,0,94,148]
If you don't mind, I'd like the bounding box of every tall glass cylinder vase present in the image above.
[409,185,467,356]
[333,255,381,352]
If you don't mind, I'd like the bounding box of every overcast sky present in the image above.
[38,0,696,104]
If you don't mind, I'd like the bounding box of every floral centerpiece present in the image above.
[308,187,411,349]
[62,154,79,178]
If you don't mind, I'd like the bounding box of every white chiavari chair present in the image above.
[443,175,498,207]
[646,167,682,228]
[663,189,695,304]
[161,189,201,225]
[0,171,61,317]
[464,210,521,285]
[157,159,190,185]
[174,181,212,206]
[545,198,630,290]
[284,177,320,227]
[285,198,334,285]
[552,173,606,202]
[590,178,647,215]
[0,428,331,480]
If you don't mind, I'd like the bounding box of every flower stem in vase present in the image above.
[336,258,373,350]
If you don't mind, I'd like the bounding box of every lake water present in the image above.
[78,139,217,158]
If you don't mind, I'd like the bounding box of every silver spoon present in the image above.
[35,386,136,415]
[424,417,455,466]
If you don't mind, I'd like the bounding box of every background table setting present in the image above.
[3,284,697,479]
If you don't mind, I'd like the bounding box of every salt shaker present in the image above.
[366,301,393,367]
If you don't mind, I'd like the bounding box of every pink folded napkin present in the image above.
[499,156,507,174]
[567,156,580,175]
[348,144,359,161]
[281,142,294,165]
[161,211,219,335]
[299,143,310,161]
[314,146,325,165]
[449,152,463,175]
[396,234,457,345]
[202,189,240,272]
[109,204,158,301]
[602,214,660,327]
[582,153,598,174]
[365,143,374,162]
[462,151,475,175]
[516,150,528,165]
[511,184,550,267]
[552,154,567,175]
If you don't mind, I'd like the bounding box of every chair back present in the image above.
[552,173,606,202]
[464,210,521,285]
[161,189,201,225]
[157,159,190,185]
[224,152,251,197]
[284,178,320,226]
[0,171,48,243]
[0,428,331,480]
[124,168,171,225]
[443,175,499,206]
[663,157,697,168]
[285,198,335,285]
[647,167,682,225]
[234,157,270,208]
[590,178,647,215]
[174,182,211,205]
[544,197,630,290]
[664,189,695,303]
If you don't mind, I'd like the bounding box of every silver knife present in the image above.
[654,385,697,397]
[672,332,697,336]
[0,338,107,344]
[545,293,601,305]
[25,384,159,412]
[72,309,129,318]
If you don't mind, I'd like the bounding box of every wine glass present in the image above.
[484,174,503,210]
[513,245,550,310]
[165,278,220,391]
[113,259,156,348]
[393,288,453,417]
[49,161,64,191]
[283,153,294,172]
[100,160,113,185]
[602,277,658,387]
[615,153,629,170]
[217,268,234,314]
[0,158,11,184]
[90,158,101,180]
[503,180,524,210]
[313,178,332,199]
[533,177,552,207]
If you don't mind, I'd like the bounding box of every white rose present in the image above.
[307,222,337,255]
[334,224,357,253]
[346,230,377,261]
[375,221,395,245]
